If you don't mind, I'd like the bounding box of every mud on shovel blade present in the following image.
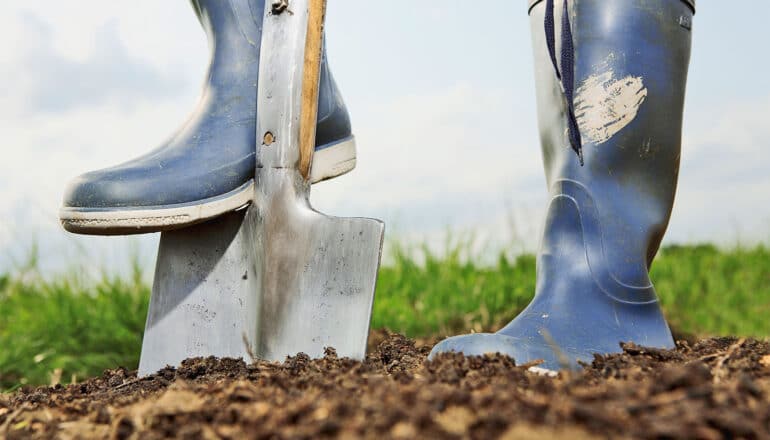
[251,0,384,361]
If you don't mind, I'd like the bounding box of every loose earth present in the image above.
[1,331,769,439]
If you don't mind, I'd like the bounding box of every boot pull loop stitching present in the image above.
[545,0,584,166]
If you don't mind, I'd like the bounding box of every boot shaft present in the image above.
[190,0,349,140]
[192,0,263,49]
[529,0,693,293]
[530,0,693,184]
[190,0,264,90]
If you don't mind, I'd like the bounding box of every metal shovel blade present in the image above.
[137,178,383,375]
[138,210,258,376]
[250,0,385,361]
[250,169,384,361]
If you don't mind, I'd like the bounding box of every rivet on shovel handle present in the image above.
[263,132,275,146]
[272,0,291,15]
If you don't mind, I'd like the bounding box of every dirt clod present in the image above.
[1,331,769,439]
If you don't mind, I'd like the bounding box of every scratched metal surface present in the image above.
[139,211,258,376]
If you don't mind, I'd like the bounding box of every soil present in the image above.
[1,331,769,439]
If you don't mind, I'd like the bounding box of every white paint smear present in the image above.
[574,69,647,145]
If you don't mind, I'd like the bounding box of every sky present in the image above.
[1,1,769,276]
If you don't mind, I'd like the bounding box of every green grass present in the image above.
[0,265,149,391]
[374,243,770,339]
[652,244,770,337]
[1,243,769,389]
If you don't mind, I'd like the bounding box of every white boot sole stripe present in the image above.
[309,136,356,184]
[59,180,255,234]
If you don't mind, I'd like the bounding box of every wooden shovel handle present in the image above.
[298,0,327,180]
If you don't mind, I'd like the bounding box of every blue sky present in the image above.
[1,1,769,275]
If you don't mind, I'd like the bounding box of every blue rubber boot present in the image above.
[430,0,695,370]
[60,0,355,235]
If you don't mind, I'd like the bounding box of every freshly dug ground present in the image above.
[1,331,770,439]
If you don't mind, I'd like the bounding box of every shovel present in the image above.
[250,0,385,361]
[138,0,384,375]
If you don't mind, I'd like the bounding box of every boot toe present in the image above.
[63,169,205,210]
[64,169,157,209]
[62,157,252,210]
[429,333,565,370]
[60,159,254,235]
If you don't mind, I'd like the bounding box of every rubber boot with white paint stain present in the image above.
[431,0,694,370]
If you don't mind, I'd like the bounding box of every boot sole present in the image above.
[310,135,356,184]
[60,136,357,235]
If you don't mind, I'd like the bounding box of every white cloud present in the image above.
[671,94,770,244]
[0,3,202,275]
[310,81,548,254]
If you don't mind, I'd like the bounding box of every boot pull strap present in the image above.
[545,0,584,165]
